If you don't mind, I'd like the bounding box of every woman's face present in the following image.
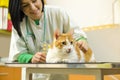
[21,0,43,20]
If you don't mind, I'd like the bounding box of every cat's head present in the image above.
[53,29,75,54]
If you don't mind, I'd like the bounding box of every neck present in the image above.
[34,12,44,25]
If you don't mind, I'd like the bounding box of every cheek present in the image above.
[23,10,29,16]
[36,0,43,11]
[63,45,71,51]
[55,41,63,49]
[22,7,31,15]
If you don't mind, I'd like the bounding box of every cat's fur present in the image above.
[46,30,95,63]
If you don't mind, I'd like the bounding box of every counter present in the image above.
[5,62,120,80]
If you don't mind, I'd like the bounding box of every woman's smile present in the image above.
[30,9,39,15]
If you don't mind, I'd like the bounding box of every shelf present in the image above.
[0,30,11,35]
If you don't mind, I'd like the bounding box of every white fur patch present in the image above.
[46,45,79,63]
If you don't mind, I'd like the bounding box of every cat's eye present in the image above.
[70,41,73,44]
[62,41,66,45]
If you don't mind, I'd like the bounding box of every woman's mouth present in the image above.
[31,10,39,14]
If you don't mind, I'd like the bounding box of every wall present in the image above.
[86,25,120,62]
[46,0,120,27]
[114,0,120,23]
[0,34,11,57]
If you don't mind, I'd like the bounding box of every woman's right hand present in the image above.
[31,52,46,63]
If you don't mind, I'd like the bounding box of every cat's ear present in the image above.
[68,29,74,35]
[54,29,60,40]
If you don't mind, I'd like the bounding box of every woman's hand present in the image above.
[76,40,89,53]
[31,52,46,63]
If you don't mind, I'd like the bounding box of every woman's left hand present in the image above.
[76,40,88,53]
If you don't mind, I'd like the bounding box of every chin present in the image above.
[31,16,40,20]
[31,12,43,20]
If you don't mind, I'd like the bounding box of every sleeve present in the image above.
[60,8,87,41]
[8,27,33,63]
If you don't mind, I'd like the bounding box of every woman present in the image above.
[9,0,88,80]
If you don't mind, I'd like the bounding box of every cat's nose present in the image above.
[66,48,71,53]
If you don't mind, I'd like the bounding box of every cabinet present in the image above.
[0,66,21,80]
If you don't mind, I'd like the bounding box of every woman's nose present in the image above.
[29,3,36,10]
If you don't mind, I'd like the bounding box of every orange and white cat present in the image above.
[46,30,95,63]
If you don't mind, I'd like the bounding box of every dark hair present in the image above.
[9,0,44,37]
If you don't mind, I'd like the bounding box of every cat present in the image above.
[46,30,95,63]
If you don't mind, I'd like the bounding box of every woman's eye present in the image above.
[21,4,29,9]
[22,5,27,8]
[32,0,37,3]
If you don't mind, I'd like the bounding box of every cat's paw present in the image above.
[51,59,62,63]
[62,59,78,63]
[62,59,70,63]
[56,61,65,63]
[53,59,69,63]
